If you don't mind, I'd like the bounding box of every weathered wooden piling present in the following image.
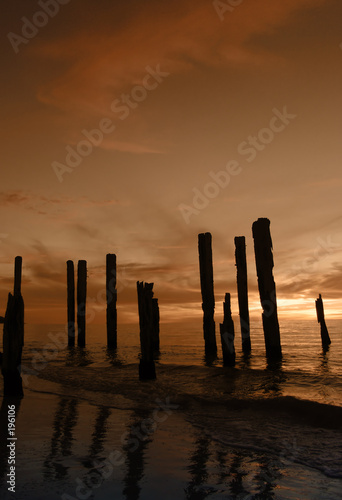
[106,254,117,349]
[315,294,331,348]
[219,293,235,366]
[252,218,282,359]
[77,260,87,347]
[234,236,251,353]
[136,281,156,380]
[1,257,24,397]
[152,298,160,352]
[198,232,217,357]
[14,256,22,296]
[67,260,75,347]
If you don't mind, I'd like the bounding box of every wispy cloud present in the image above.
[32,0,327,117]
[100,139,165,155]
[0,190,130,215]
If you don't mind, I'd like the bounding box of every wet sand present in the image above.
[1,371,342,500]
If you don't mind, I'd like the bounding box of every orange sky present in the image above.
[1,0,342,324]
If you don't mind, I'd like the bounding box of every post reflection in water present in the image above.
[318,347,333,402]
[203,353,217,367]
[319,346,330,374]
[184,426,288,498]
[184,431,211,499]
[65,346,93,367]
[322,344,330,356]
[266,357,283,373]
[216,447,228,484]
[265,358,285,398]
[228,451,249,498]
[43,397,79,480]
[0,397,22,488]
[217,447,246,497]
[122,408,154,500]
[241,351,252,369]
[106,347,123,367]
[254,454,281,498]
[83,405,111,468]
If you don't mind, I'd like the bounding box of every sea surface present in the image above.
[1,318,342,499]
[21,318,342,407]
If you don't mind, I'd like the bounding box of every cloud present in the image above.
[0,190,129,215]
[307,178,342,189]
[100,138,165,155]
[32,0,327,118]
[20,0,327,156]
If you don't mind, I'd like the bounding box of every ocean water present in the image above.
[21,318,342,407]
[1,318,342,499]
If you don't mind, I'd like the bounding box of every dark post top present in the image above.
[14,256,22,296]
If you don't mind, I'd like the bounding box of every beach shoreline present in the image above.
[1,365,342,499]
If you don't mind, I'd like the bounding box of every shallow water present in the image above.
[0,386,341,500]
[20,318,342,406]
[1,319,342,499]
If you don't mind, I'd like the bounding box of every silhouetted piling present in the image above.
[137,281,156,380]
[106,254,117,349]
[152,298,160,352]
[252,218,282,359]
[234,236,251,352]
[14,256,22,296]
[198,232,217,357]
[315,294,331,348]
[1,257,24,397]
[219,293,235,366]
[67,260,75,347]
[77,260,87,347]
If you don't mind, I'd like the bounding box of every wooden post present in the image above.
[152,298,160,352]
[67,260,75,347]
[315,294,331,348]
[219,293,235,366]
[14,256,22,296]
[106,254,117,349]
[1,257,24,397]
[234,237,251,352]
[77,260,87,347]
[198,233,217,357]
[137,281,156,380]
[252,218,282,359]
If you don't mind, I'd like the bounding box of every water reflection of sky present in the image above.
[0,392,341,500]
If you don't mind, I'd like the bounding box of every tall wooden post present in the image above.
[152,298,160,352]
[315,294,331,348]
[219,293,235,366]
[14,255,24,350]
[67,260,75,347]
[252,218,282,359]
[106,254,117,349]
[14,256,22,296]
[198,233,217,357]
[137,281,156,380]
[77,260,87,348]
[1,257,24,396]
[234,236,251,352]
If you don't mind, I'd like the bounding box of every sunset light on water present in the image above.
[1,1,342,498]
